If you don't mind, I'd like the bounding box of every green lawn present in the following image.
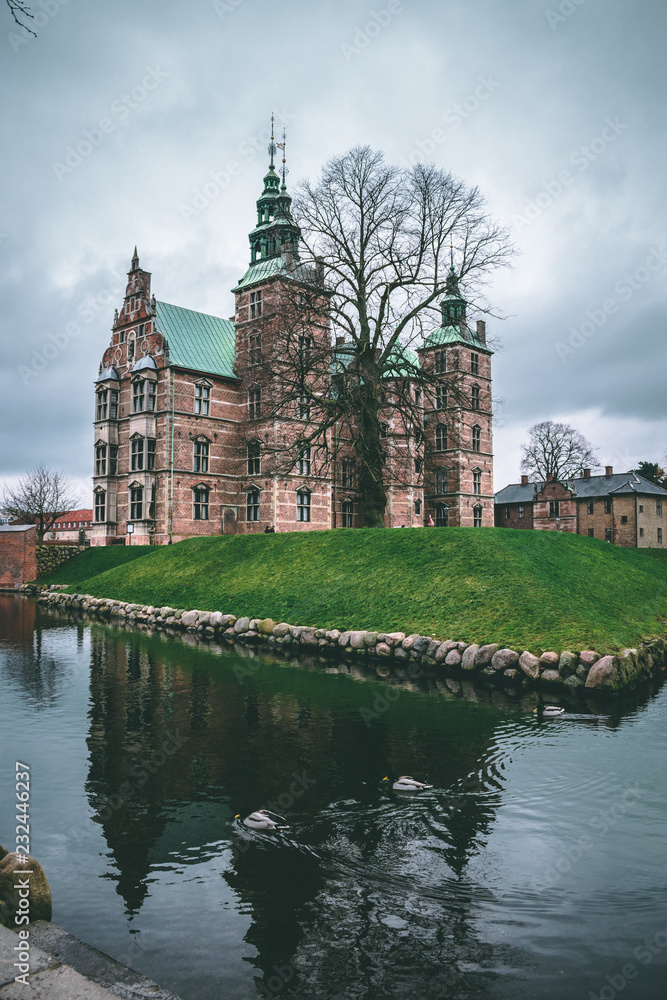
[37,529,667,653]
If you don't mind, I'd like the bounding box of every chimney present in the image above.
[476,319,486,345]
[521,475,528,486]
[583,468,591,479]
[605,466,613,477]
[546,472,553,482]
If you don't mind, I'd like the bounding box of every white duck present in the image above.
[534,704,565,717]
[383,775,433,791]
[237,809,289,831]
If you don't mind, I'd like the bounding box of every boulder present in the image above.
[376,642,392,657]
[585,655,619,690]
[435,640,458,662]
[180,610,199,627]
[299,627,319,646]
[576,664,589,679]
[491,648,519,671]
[558,650,578,678]
[209,611,225,628]
[476,643,500,667]
[364,632,379,647]
[411,636,432,655]
[539,651,559,667]
[445,648,462,667]
[461,644,480,671]
[377,632,405,647]
[540,669,562,685]
[349,631,367,650]
[233,616,251,634]
[519,651,540,680]
[402,635,420,651]
[0,852,52,926]
[579,650,599,666]
[272,622,292,637]
[256,618,276,635]
[426,640,441,659]
[564,674,584,691]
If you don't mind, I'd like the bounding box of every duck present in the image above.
[236,809,289,831]
[383,775,433,791]
[533,703,565,718]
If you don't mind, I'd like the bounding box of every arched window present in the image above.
[435,424,448,451]
[297,489,311,522]
[435,504,449,527]
[473,504,483,527]
[246,488,260,522]
[247,440,260,475]
[471,384,480,410]
[193,486,209,521]
[472,425,481,451]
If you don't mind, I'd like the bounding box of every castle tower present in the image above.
[419,261,494,527]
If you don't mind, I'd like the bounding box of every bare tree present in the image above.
[1,466,81,543]
[247,147,514,527]
[520,421,600,482]
[5,1,35,34]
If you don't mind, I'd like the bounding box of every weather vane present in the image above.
[267,112,276,166]
[276,127,288,187]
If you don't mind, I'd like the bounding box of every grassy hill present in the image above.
[37,529,667,653]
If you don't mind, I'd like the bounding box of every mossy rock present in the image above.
[0,852,52,926]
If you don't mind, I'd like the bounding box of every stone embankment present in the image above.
[29,586,666,695]
[35,544,85,578]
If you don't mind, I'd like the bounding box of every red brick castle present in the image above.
[92,150,494,543]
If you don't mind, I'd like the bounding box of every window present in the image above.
[414,387,422,405]
[519,505,524,519]
[604,500,611,515]
[435,424,448,451]
[473,505,483,527]
[658,501,663,516]
[94,491,106,523]
[109,445,118,476]
[297,490,311,522]
[472,425,481,452]
[639,504,644,513]
[415,457,423,475]
[414,498,422,515]
[380,422,389,438]
[110,390,119,419]
[471,384,480,410]
[435,470,448,495]
[130,486,143,520]
[296,446,311,475]
[605,528,612,542]
[246,489,260,522]
[588,528,594,537]
[434,350,447,374]
[132,379,145,412]
[96,390,108,421]
[95,443,107,476]
[504,506,510,519]
[473,470,482,495]
[147,380,156,411]
[639,527,644,538]
[249,334,261,363]
[194,440,209,473]
[248,387,261,419]
[298,334,313,356]
[195,384,210,415]
[127,336,134,360]
[470,352,479,375]
[247,441,260,475]
[147,438,156,471]
[342,458,353,489]
[587,501,594,515]
[342,500,354,527]
[435,385,447,410]
[435,504,449,527]
[250,290,262,318]
[297,395,310,419]
[549,500,560,518]
[131,437,145,471]
[193,487,209,521]
[659,528,663,543]
[620,515,628,524]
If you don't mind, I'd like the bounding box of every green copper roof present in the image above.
[422,324,490,352]
[232,256,317,292]
[154,300,236,379]
[384,345,419,378]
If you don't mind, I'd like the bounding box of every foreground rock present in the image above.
[0,848,52,926]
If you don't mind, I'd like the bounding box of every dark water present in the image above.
[1,595,666,1000]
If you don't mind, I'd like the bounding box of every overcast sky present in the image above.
[1,0,665,503]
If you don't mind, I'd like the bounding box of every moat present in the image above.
[1,594,666,999]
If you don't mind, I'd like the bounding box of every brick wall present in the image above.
[0,527,37,589]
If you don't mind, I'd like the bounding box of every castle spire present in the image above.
[131,246,139,271]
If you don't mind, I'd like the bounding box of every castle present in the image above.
[91,150,494,544]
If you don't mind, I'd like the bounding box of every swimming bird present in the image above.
[383,775,433,791]
[533,703,565,718]
[236,809,289,831]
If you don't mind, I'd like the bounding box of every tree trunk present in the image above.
[356,376,387,528]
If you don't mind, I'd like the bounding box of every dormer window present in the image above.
[195,383,210,415]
